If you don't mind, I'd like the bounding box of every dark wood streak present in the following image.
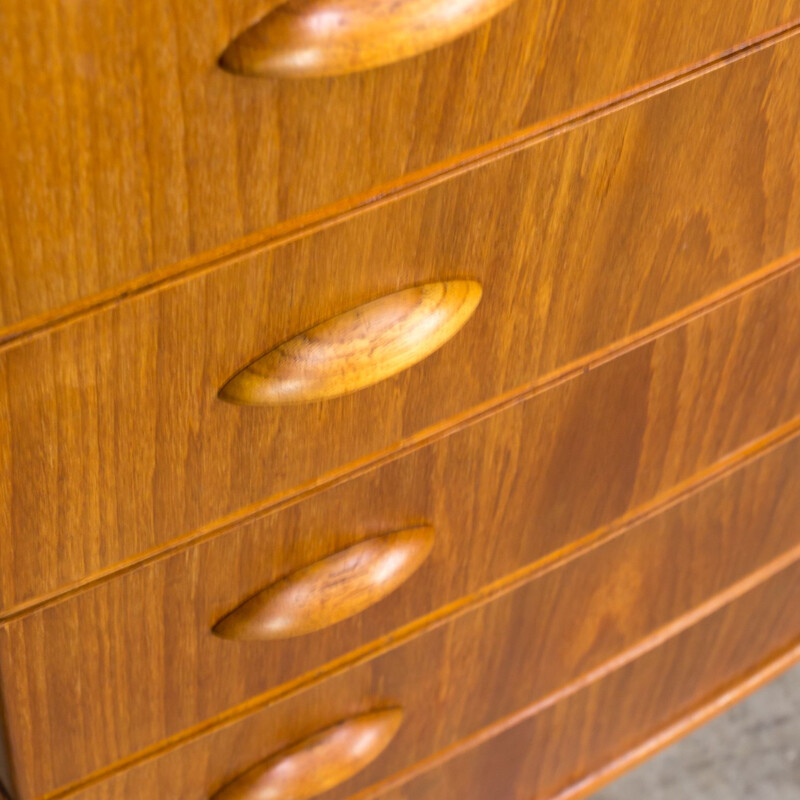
[2,39,800,613]
[2,0,800,326]
[4,266,800,797]
[366,574,800,800]
[37,433,800,800]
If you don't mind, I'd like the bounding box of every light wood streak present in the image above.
[362,571,800,800]
[4,262,800,797]
[36,435,800,799]
[3,40,800,612]
[9,415,800,800]
[1,247,797,627]
[551,642,800,800]
[3,3,800,326]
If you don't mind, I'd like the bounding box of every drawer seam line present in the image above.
[3,247,799,624]
[547,641,800,800]
[2,19,800,352]
[354,633,800,800]
[35,416,800,800]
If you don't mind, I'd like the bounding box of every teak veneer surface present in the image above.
[4,264,800,796]
[1,0,799,326]
[24,431,800,800]
[3,38,800,612]
[0,726,9,800]
[371,562,800,800]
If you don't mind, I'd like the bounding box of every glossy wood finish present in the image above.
[2,2,800,326]
[371,565,800,800]
[4,264,800,795]
[212,710,402,800]
[213,528,434,640]
[3,262,800,796]
[4,39,800,612]
[34,433,800,800]
[219,282,481,405]
[220,0,518,78]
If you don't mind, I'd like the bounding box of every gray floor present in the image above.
[592,664,800,799]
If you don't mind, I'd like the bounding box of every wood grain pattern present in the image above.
[2,1,800,326]
[2,260,800,791]
[3,39,800,612]
[212,709,403,800]
[28,432,800,800]
[213,527,434,640]
[220,0,519,78]
[219,282,482,405]
[369,566,800,800]
[0,722,9,800]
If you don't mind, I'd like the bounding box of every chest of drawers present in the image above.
[2,1,800,798]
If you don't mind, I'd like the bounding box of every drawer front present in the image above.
[3,263,800,796]
[4,37,800,611]
[370,561,800,800]
[25,431,800,800]
[1,0,798,324]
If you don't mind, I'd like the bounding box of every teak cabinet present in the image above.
[1,1,800,799]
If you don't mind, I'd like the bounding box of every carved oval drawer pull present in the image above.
[212,709,403,800]
[214,526,434,640]
[219,280,482,406]
[220,0,518,79]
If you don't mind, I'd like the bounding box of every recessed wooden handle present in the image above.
[219,280,482,406]
[220,0,518,78]
[212,709,403,800]
[214,527,434,640]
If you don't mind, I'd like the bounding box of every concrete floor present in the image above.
[592,663,800,799]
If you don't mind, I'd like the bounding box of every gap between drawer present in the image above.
[35,414,800,800]
[1,21,800,354]
[2,247,799,625]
